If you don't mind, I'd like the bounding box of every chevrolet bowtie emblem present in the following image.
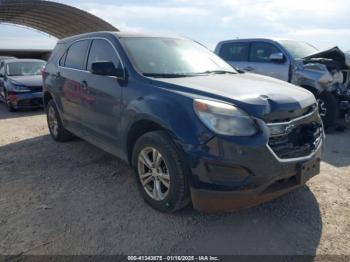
[285,124,295,134]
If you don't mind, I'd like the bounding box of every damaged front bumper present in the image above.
[191,157,321,212]
[189,138,323,212]
[186,110,324,212]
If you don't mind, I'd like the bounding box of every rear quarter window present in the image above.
[47,43,67,65]
[59,52,67,66]
[0,62,4,75]
[218,42,249,62]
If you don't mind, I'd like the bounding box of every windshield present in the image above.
[6,61,45,76]
[278,40,319,59]
[121,37,236,77]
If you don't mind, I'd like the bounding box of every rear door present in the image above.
[80,38,124,147]
[57,39,90,130]
[248,42,290,81]
[0,62,5,99]
[217,42,250,71]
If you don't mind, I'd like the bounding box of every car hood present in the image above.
[7,75,43,87]
[151,73,316,119]
[303,46,350,69]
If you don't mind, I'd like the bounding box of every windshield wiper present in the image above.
[143,70,237,78]
[197,70,237,75]
[143,73,195,78]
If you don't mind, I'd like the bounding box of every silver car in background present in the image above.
[215,39,350,129]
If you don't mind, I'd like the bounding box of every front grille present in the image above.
[268,121,322,159]
[29,86,43,92]
[263,103,317,123]
[17,97,43,107]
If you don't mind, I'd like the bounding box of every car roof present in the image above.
[4,58,46,63]
[217,38,278,44]
[114,31,185,39]
[216,38,303,45]
[58,31,186,44]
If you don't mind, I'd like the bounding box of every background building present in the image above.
[0,0,118,59]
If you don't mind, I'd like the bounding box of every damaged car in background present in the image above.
[215,39,350,129]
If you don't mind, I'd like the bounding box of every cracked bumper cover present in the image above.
[186,129,323,212]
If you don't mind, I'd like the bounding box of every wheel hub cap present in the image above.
[137,147,170,201]
[48,106,58,137]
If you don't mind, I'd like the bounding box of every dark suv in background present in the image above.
[0,58,46,111]
[43,32,323,212]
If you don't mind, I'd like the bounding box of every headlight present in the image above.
[193,99,258,136]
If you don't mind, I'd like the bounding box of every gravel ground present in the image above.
[0,102,349,257]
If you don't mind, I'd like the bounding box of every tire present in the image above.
[46,99,75,142]
[317,91,339,129]
[132,130,190,213]
[4,91,16,112]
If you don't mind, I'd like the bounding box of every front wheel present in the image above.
[317,91,339,129]
[132,130,190,213]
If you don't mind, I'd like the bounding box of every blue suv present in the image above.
[43,32,323,212]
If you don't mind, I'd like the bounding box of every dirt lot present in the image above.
[0,102,349,257]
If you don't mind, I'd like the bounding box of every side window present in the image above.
[65,40,90,70]
[249,42,281,62]
[0,62,4,76]
[59,52,67,66]
[218,42,249,62]
[87,39,122,71]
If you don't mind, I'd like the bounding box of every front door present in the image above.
[80,38,124,148]
[247,42,290,81]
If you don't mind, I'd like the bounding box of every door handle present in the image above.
[82,80,88,89]
[81,80,89,93]
[244,66,255,71]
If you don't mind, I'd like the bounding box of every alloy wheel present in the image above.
[137,147,170,201]
[48,106,59,137]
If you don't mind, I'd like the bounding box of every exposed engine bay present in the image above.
[292,47,350,125]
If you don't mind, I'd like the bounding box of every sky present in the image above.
[0,0,349,51]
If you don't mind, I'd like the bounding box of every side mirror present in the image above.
[269,53,285,63]
[90,62,124,78]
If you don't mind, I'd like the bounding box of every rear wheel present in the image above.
[46,99,75,142]
[317,91,339,129]
[132,130,190,213]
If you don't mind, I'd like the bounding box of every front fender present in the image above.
[121,91,214,150]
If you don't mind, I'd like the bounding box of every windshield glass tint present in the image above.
[7,62,45,76]
[278,40,318,59]
[122,37,236,75]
